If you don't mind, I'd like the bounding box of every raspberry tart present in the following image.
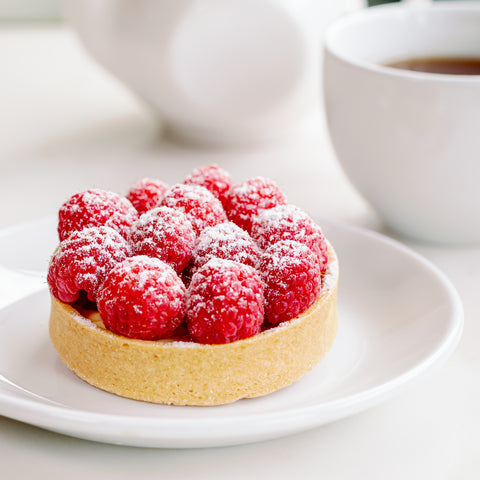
[48,167,338,406]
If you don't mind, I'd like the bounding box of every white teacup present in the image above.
[323,2,480,244]
[66,0,361,146]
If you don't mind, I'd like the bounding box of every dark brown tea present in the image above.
[386,57,480,75]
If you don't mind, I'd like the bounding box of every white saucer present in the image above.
[0,217,463,448]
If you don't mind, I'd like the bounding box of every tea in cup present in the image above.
[323,2,480,244]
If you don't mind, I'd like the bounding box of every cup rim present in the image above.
[323,1,480,83]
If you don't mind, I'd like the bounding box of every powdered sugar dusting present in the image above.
[160,184,227,234]
[47,226,130,303]
[251,204,328,271]
[53,169,338,347]
[127,177,168,214]
[58,189,138,241]
[258,240,322,324]
[97,256,186,340]
[184,164,233,203]
[70,307,98,328]
[129,206,195,272]
[186,258,264,344]
[322,242,338,292]
[192,221,260,271]
[223,177,287,232]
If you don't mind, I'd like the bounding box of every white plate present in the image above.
[0,218,463,448]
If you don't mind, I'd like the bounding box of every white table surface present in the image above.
[0,25,479,479]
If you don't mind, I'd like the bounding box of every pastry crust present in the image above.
[49,246,338,406]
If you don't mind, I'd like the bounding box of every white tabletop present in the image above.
[0,25,478,479]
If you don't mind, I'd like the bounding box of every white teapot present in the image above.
[66,0,362,145]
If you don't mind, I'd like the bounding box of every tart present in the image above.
[48,166,339,406]
[49,245,337,406]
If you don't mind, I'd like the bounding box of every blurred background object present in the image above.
[0,0,61,21]
[368,0,478,5]
[1,1,478,23]
[368,0,400,5]
[62,0,363,145]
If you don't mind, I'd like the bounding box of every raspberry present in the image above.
[47,226,130,304]
[223,177,287,233]
[129,206,195,273]
[58,189,138,241]
[258,240,323,325]
[251,204,328,271]
[160,184,227,235]
[127,178,168,215]
[186,259,264,344]
[191,221,260,274]
[97,256,186,340]
[183,164,233,205]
